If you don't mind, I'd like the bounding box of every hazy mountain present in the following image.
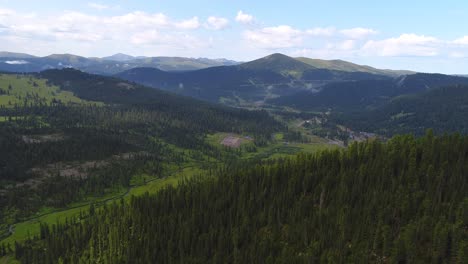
[0,52,240,74]
[240,53,316,78]
[0,51,38,59]
[117,66,290,103]
[296,57,415,77]
[102,53,136,62]
[269,73,468,111]
[117,53,392,105]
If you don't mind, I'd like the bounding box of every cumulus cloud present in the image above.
[0,10,203,43]
[361,34,441,57]
[340,27,377,39]
[88,3,109,10]
[0,8,14,17]
[174,17,200,30]
[206,16,229,30]
[243,25,302,48]
[0,9,213,56]
[453,36,468,45]
[306,27,336,37]
[449,51,466,58]
[235,10,254,24]
[1,5,468,67]
[130,30,206,50]
[338,40,356,50]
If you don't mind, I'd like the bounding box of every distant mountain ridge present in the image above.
[0,51,38,59]
[102,53,137,62]
[0,52,240,74]
[0,51,414,77]
[296,57,414,77]
[116,53,394,104]
[0,51,436,107]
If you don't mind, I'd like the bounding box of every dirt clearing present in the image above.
[221,136,241,147]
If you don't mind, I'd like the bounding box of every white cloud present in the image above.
[88,3,109,10]
[453,36,468,45]
[0,10,203,43]
[174,17,200,30]
[235,10,254,24]
[340,27,377,39]
[306,27,336,37]
[5,60,29,65]
[130,30,207,50]
[449,51,466,58]
[206,16,229,30]
[338,40,356,50]
[0,8,15,17]
[1,5,468,71]
[243,25,302,48]
[361,34,440,57]
[0,9,211,57]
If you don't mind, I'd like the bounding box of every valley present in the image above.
[2,1,468,262]
[0,51,467,263]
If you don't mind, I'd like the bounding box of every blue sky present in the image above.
[0,0,467,73]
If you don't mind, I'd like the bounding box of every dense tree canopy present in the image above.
[11,132,468,263]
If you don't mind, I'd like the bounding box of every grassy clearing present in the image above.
[205,132,254,148]
[128,167,204,197]
[1,186,127,245]
[242,141,336,160]
[2,206,87,245]
[207,131,336,161]
[1,186,126,244]
[273,132,284,140]
[0,73,102,107]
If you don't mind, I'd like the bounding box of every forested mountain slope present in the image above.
[296,57,414,76]
[11,133,468,263]
[116,54,389,104]
[338,85,468,136]
[269,73,468,111]
[0,70,282,243]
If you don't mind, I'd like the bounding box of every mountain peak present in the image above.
[239,53,315,77]
[103,53,135,62]
[265,53,291,59]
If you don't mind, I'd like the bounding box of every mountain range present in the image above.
[116,53,407,104]
[2,51,468,113]
[0,52,239,74]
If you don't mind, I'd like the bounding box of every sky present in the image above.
[0,0,467,73]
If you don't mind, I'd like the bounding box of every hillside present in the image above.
[117,53,390,105]
[340,84,468,135]
[269,73,468,111]
[297,57,414,76]
[240,53,316,78]
[0,73,95,107]
[116,65,292,103]
[102,53,136,62]
[12,133,468,263]
[0,69,285,251]
[0,52,37,59]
